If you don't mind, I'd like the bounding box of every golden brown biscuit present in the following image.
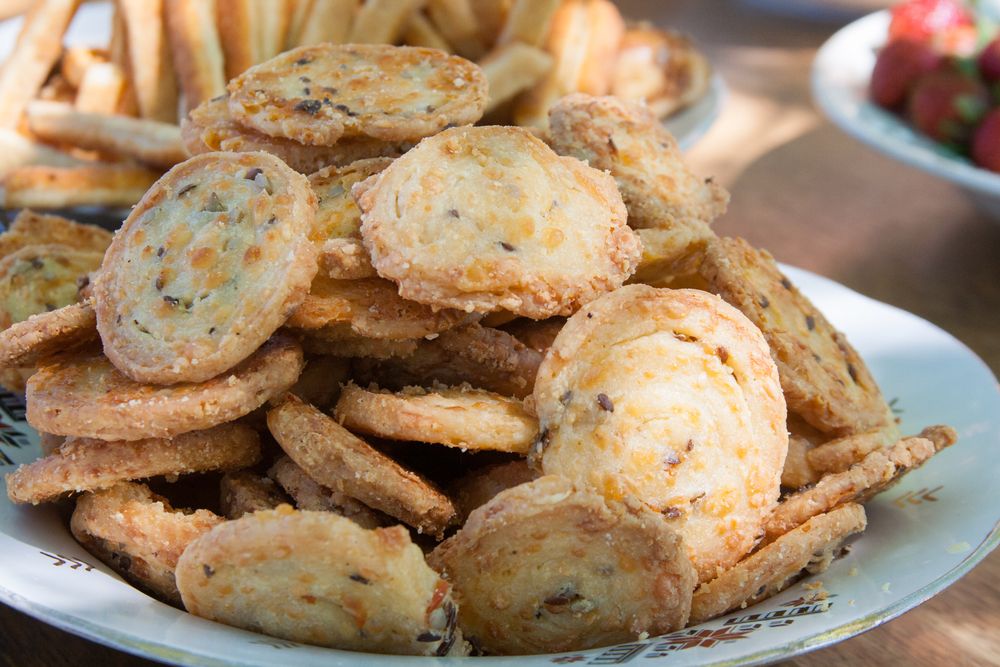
[287,276,470,340]
[352,322,543,398]
[307,157,391,279]
[0,367,34,395]
[0,209,112,257]
[227,44,488,145]
[182,96,412,174]
[334,383,538,453]
[176,507,465,654]
[631,226,716,287]
[219,470,291,519]
[298,329,421,359]
[449,459,537,522]
[37,432,65,457]
[27,336,303,441]
[0,302,98,369]
[6,423,261,505]
[267,394,457,537]
[71,481,224,606]
[781,434,823,490]
[763,435,942,543]
[534,285,787,583]
[267,455,385,529]
[0,244,103,330]
[806,424,905,475]
[429,475,696,655]
[699,237,894,437]
[308,157,393,243]
[355,125,640,318]
[500,317,565,354]
[548,94,728,233]
[94,152,316,385]
[288,355,351,409]
[690,503,866,624]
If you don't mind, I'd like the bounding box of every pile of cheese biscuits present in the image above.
[1,43,956,657]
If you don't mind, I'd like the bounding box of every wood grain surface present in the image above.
[1,1,998,665]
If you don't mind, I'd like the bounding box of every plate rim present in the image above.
[0,264,998,666]
[811,10,1000,196]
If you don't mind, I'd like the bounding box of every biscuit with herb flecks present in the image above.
[176,507,467,654]
[71,481,224,606]
[429,475,695,655]
[533,285,787,583]
[355,125,641,318]
[27,336,303,441]
[699,236,894,437]
[95,151,316,385]
[227,44,488,145]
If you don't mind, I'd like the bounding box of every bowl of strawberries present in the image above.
[813,0,1000,218]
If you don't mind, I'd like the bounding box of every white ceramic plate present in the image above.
[812,11,1000,219]
[1,265,997,666]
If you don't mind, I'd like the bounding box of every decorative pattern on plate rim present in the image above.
[547,594,835,664]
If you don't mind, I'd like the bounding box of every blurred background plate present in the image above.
[813,10,1000,221]
[666,72,727,150]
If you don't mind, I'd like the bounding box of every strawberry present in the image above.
[906,65,990,147]
[971,108,1000,171]
[977,36,1000,83]
[871,39,943,109]
[889,0,976,55]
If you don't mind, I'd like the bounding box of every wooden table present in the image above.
[2,1,999,665]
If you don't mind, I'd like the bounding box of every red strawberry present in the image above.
[906,66,989,146]
[889,0,973,46]
[977,37,1000,83]
[871,39,943,109]
[971,108,1000,171]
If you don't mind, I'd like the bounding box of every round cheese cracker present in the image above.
[94,151,317,385]
[309,158,393,243]
[71,481,224,606]
[266,394,457,538]
[690,503,867,624]
[267,455,385,529]
[699,237,893,437]
[220,470,291,520]
[534,285,788,583]
[334,383,538,453]
[6,423,261,505]
[0,243,103,330]
[355,125,641,318]
[548,94,728,232]
[0,209,112,257]
[308,159,392,278]
[449,459,538,523]
[287,276,470,340]
[27,336,304,441]
[227,44,488,145]
[352,322,543,398]
[429,475,696,655]
[764,430,954,542]
[182,96,410,174]
[0,301,98,369]
[297,329,420,360]
[176,507,465,655]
